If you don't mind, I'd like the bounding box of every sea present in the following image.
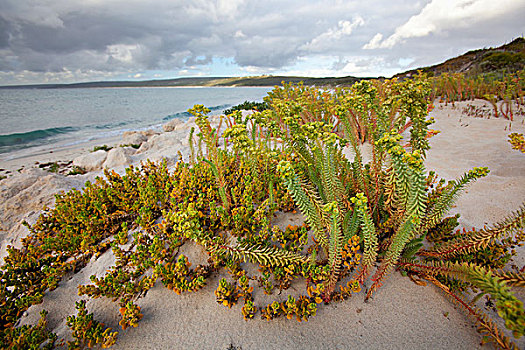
[0,86,272,162]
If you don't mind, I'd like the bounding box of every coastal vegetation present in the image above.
[509,133,525,153]
[1,71,525,349]
[91,145,113,153]
[429,70,524,120]
[222,101,269,115]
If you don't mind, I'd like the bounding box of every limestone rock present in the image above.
[103,147,134,169]
[122,131,148,145]
[162,118,184,132]
[136,133,182,154]
[72,150,107,171]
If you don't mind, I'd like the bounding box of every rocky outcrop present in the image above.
[162,118,185,132]
[72,150,107,171]
[136,133,182,154]
[103,147,135,169]
[122,131,149,145]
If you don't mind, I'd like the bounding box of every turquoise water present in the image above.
[0,87,272,157]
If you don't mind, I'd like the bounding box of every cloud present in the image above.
[364,0,524,49]
[184,55,213,66]
[398,57,415,67]
[2,0,67,29]
[302,17,365,52]
[240,65,277,74]
[362,33,383,50]
[233,35,302,67]
[331,57,350,71]
[0,0,523,85]
[0,0,371,77]
[234,30,246,39]
[0,17,10,48]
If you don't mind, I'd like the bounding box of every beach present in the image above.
[0,86,272,177]
[1,99,524,349]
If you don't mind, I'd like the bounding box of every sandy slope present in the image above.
[1,100,524,349]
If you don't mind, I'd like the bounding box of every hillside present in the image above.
[0,75,366,89]
[395,37,525,79]
[211,75,365,86]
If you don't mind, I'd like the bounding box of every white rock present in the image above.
[122,131,148,145]
[183,118,197,130]
[180,134,190,146]
[136,133,182,154]
[135,150,181,166]
[103,147,134,169]
[72,150,107,171]
[162,118,184,132]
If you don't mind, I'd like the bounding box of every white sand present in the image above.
[1,100,524,349]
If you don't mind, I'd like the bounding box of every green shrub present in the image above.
[91,145,113,152]
[223,101,269,115]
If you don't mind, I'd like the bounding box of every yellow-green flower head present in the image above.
[323,132,339,146]
[322,202,339,214]
[387,144,404,156]
[188,104,211,117]
[410,216,421,225]
[321,123,331,132]
[377,132,403,148]
[230,110,243,123]
[277,160,295,179]
[300,122,325,139]
[335,105,347,117]
[350,192,368,207]
[402,151,423,167]
[223,124,245,138]
[469,167,490,178]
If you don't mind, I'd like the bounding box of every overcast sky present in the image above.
[0,0,524,85]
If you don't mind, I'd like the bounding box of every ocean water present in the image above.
[0,87,272,161]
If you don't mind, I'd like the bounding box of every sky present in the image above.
[0,0,524,85]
